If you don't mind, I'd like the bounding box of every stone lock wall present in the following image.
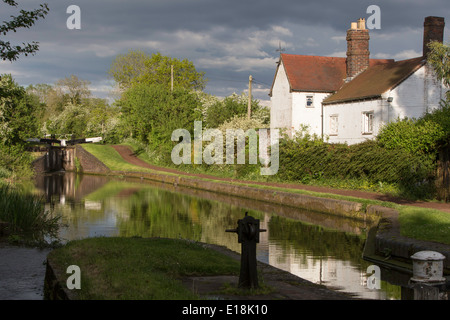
[32,146,76,173]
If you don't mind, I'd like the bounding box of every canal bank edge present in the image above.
[43,238,354,300]
[73,145,450,273]
[364,205,450,273]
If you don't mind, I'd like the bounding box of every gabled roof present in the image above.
[269,53,393,96]
[322,56,426,105]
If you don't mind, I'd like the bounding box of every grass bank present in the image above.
[78,144,450,245]
[47,237,240,300]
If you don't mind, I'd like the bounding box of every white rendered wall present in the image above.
[323,64,448,145]
[324,100,384,145]
[270,61,293,136]
[383,64,447,121]
[291,92,330,137]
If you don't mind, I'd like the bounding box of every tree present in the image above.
[56,75,91,105]
[0,0,49,61]
[119,83,202,156]
[46,102,89,138]
[0,74,42,145]
[108,49,148,91]
[29,76,92,130]
[204,92,264,128]
[427,41,450,101]
[109,50,207,92]
[85,97,120,142]
[26,83,52,105]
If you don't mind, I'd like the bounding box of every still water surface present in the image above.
[35,172,403,300]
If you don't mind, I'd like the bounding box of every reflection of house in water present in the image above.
[266,241,390,300]
[258,213,394,299]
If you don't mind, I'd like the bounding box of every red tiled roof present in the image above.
[270,53,393,95]
[322,56,426,104]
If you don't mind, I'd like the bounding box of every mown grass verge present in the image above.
[81,143,155,173]
[47,237,240,300]
[399,207,450,244]
[79,144,450,245]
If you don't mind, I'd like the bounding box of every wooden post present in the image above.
[247,75,253,120]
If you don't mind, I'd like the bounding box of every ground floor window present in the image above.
[362,111,374,134]
[329,115,338,135]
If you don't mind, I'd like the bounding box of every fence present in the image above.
[436,144,450,202]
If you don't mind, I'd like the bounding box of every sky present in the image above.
[1,0,449,105]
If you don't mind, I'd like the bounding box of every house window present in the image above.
[306,95,314,108]
[362,112,374,134]
[330,115,338,135]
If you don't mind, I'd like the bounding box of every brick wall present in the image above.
[346,28,370,79]
[423,16,445,58]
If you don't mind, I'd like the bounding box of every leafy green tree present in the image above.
[0,0,49,61]
[55,75,91,105]
[108,49,149,91]
[427,41,450,101]
[0,74,42,179]
[46,102,89,138]
[26,83,52,105]
[109,51,207,92]
[0,74,42,144]
[85,98,120,142]
[119,83,202,157]
[204,92,264,128]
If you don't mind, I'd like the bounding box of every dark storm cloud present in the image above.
[1,0,449,101]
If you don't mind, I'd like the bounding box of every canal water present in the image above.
[34,172,403,300]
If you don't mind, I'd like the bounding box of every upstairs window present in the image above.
[306,95,314,108]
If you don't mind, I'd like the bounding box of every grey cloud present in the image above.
[2,0,449,102]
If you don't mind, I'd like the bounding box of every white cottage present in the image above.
[269,16,448,145]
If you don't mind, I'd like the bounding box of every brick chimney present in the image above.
[346,18,370,81]
[423,16,445,58]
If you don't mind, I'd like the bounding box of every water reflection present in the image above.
[34,172,402,300]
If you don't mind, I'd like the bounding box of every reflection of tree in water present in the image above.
[118,188,201,239]
[114,186,264,253]
[268,215,368,267]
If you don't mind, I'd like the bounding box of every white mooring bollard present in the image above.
[410,251,446,283]
[410,251,447,300]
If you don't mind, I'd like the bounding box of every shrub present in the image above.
[377,117,445,155]
[0,144,34,179]
[277,138,436,199]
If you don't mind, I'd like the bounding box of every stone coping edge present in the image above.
[107,170,374,222]
[365,205,450,271]
[116,171,450,272]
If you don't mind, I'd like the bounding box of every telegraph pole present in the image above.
[171,64,174,92]
[247,75,253,119]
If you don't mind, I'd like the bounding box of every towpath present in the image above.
[112,145,450,213]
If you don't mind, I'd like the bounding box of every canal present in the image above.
[35,172,403,300]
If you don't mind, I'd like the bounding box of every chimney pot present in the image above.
[357,18,366,30]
